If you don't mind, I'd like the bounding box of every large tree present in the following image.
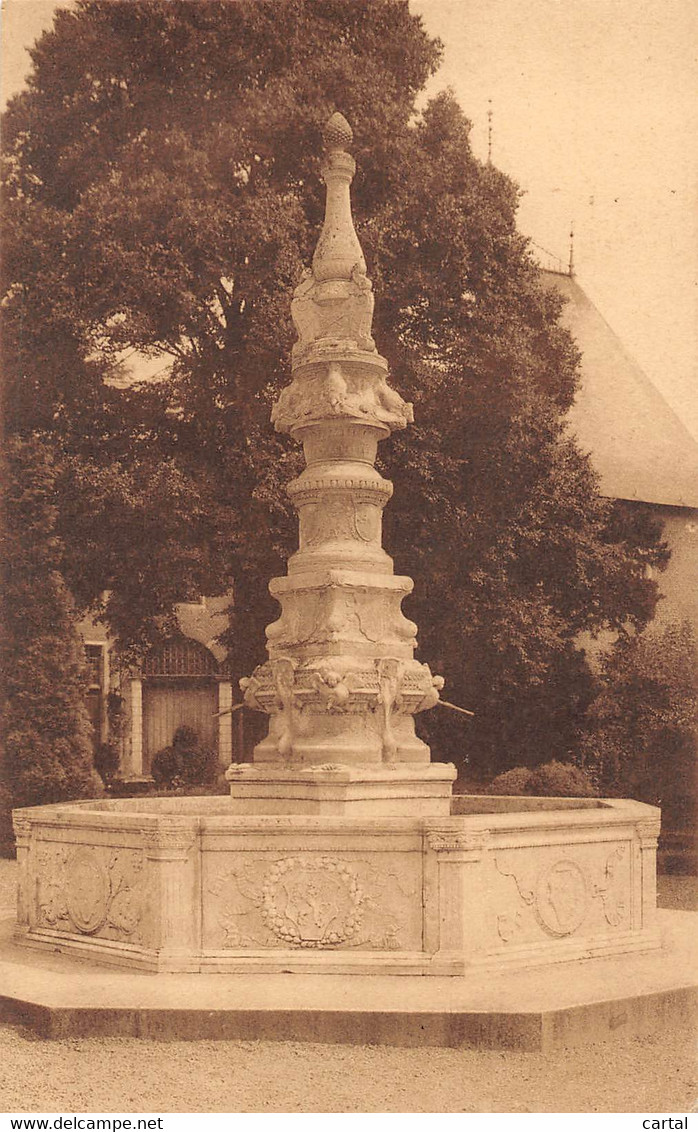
[1,0,667,776]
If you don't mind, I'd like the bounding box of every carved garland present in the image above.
[260,855,364,948]
[241,658,441,715]
[208,854,412,952]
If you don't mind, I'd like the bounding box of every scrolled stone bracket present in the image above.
[591,844,629,928]
[270,656,297,757]
[376,657,403,763]
[494,855,535,906]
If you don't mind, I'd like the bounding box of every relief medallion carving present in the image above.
[262,855,363,947]
[208,854,414,952]
[36,844,144,941]
[353,501,378,543]
[65,847,110,934]
[535,859,589,937]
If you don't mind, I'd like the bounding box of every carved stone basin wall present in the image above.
[12,794,660,975]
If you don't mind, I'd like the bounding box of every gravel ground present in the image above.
[0,859,695,1113]
[0,1026,696,1113]
[655,873,698,911]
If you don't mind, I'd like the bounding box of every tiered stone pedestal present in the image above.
[12,792,660,976]
[225,763,456,816]
[238,115,446,775]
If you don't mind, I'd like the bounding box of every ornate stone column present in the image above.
[635,817,661,933]
[425,826,489,970]
[228,114,455,815]
[144,817,199,971]
[12,814,32,933]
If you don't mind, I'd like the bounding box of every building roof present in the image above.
[175,595,230,663]
[542,269,698,509]
[77,594,232,663]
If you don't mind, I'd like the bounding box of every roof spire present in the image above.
[568,221,575,276]
[487,99,493,164]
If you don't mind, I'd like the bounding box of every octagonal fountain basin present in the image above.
[12,793,660,976]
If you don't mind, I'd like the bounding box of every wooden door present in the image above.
[142,679,217,772]
[84,692,101,752]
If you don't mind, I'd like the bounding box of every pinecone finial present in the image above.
[323,112,353,151]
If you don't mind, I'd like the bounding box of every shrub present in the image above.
[489,760,598,797]
[172,725,198,750]
[151,726,219,789]
[488,766,535,795]
[151,744,184,789]
[94,740,120,784]
[531,760,598,797]
[186,743,220,787]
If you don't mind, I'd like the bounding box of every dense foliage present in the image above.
[2,0,668,781]
[583,621,698,827]
[1,438,98,807]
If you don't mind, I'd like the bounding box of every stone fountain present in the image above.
[11,115,661,978]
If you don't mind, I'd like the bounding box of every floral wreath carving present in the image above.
[261,855,364,948]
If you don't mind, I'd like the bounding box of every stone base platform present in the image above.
[0,910,695,1050]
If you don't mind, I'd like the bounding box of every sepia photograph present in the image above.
[0,0,696,1118]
